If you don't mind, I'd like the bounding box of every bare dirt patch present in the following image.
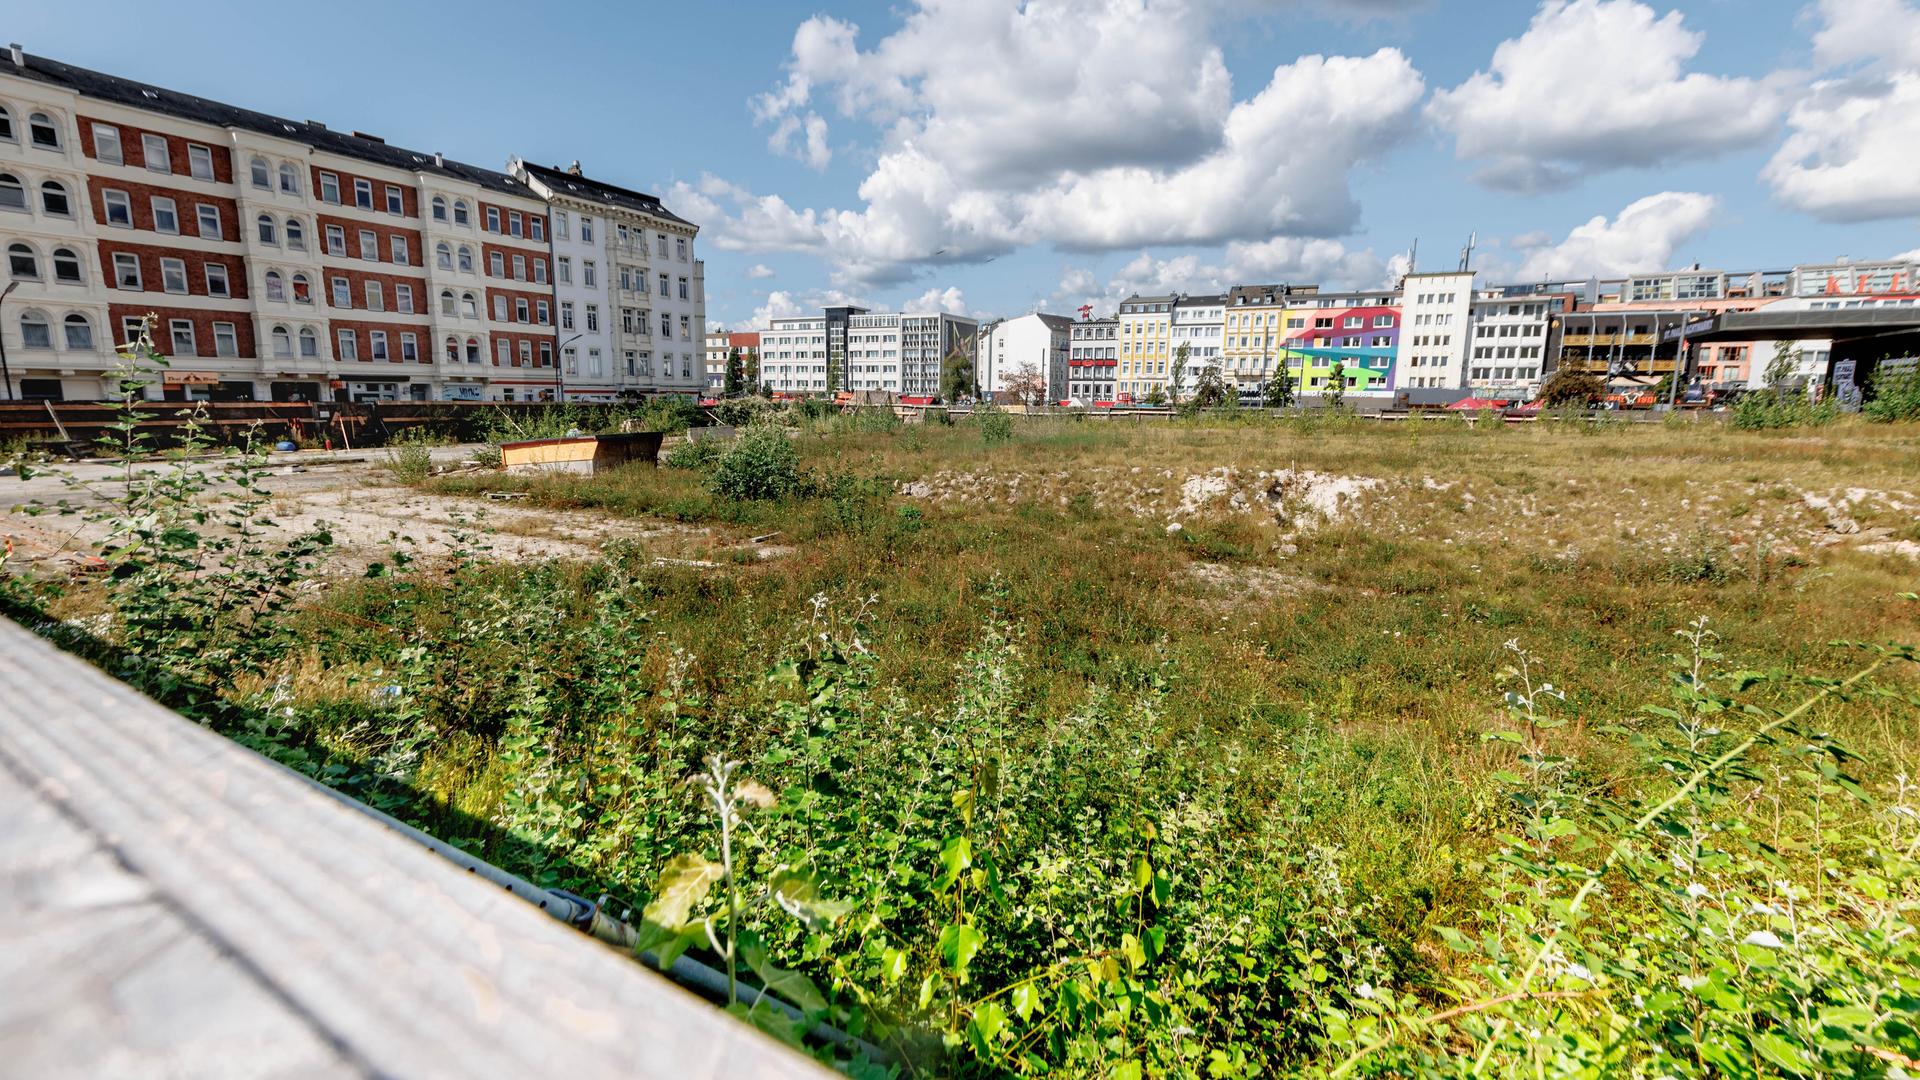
[1,457,728,578]
[1183,561,1322,608]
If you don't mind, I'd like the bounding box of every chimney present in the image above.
[567,160,583,177]
[8,44,22,67]
[433,151,444,167]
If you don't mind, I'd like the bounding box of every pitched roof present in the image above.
[514,160,690,227]
[3,49,539,198]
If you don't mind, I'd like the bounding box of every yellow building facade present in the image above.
[1117,294,1174,400]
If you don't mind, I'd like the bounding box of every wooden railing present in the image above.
[0,617,827,1077]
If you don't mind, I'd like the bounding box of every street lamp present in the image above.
[556,332,583,403]
[0,280,18,401]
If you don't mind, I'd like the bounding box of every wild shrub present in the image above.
[663,436,725,471]
[383,437,434,483]
[708,424,803,501]
[1732,390,1839,430]
[973,406,1014,444]
[1864,364,1920,424]
[10,321,332,706]
[710,397,771,427]
[634,396,704,435]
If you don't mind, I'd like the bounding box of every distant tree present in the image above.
[759,381,775,399]
[1765,341,1800,391]
[1003,360,1047,406]
[723,348,746,397]
[1323,361,1347,410]
[941,343,975,403]
[1539,367,1605,406]
[743,347,760,389]
[1170,343,1191,403]
[1144,385,1168,407]
[1192,363,1230,408]
[1263,366,1296,409]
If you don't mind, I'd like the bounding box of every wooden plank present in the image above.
[0,619,829,1078]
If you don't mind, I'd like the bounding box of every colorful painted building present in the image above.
[1275,288,1402,394]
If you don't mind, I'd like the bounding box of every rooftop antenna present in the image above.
[1458,231,1476,273]
[1407,238,1418,277]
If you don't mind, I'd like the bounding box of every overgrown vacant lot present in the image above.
[15,413,1920,1077]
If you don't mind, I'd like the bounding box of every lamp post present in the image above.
[0,280,18,400]
[556,332,582,403]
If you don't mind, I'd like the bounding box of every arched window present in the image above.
[435,242,452,269]
[278,163,299,194]
[439,289,455,316]
[40,181,70,216]
[250,156,270,188]
[461,292,478,318]
[28,112,60,149]
[456,245,473,272]
[291,273,312,303]
[19,311,51,348]
[452,200,469,226]
[298,327,318,357]
[0,172,24,211]
[271,326,293,357]
[63,314,93,350]
[257,213,277,244]
[465,337,481,363]
[285,218,305,250]
[7,242,37,279]
[0,106,13,142]
[431,196,447,222]
[444,335,459,362]
[51,247,81,284]
[264,270,285,301]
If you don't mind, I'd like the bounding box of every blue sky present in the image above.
[14,1,1920,326]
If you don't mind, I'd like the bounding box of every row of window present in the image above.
[1473,323,1545,338]
[90,123,220,180]
[0,173,76,216]
[14,310,96,350]
[107,251,233,297]
[0,105,63,151]
[553,210,688,262]
[7,240,86,284]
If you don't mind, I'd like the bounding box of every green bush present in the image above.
[973,405,1014,444]
[663,436,725,471]
[1864,364,1920,423]
[384,440,434,483]
[634,396,704,435]
[1731,390,1839,430]
[711,398,771,427]
[707,425,803,500]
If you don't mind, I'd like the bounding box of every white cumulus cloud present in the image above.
[1763,0,1920,223]
[717,1,1426,286]
[746,264,775,279]
[1429,0,1780,192]
[1515,192,1719,280]
[904,285,969,315]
